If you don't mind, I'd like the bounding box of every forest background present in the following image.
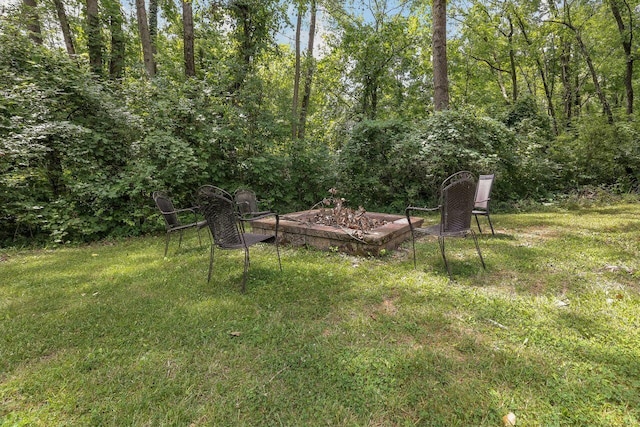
[1,0,639,246]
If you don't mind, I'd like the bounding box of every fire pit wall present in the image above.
[250,209,424,256]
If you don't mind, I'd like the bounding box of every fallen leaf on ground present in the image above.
[502,412,516,426]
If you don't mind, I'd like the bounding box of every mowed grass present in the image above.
[1,203,639,426]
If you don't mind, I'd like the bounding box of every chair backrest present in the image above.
[197,186,243,248]
[198,185,233,200]
[439,171,476,233]
[153,191,180,229]
[474,174,495,210]
[234,189,259,217]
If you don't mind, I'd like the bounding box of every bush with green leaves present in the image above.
[499,97,561,200]
[337,119,413,211]
[553,117,640,192]
[0,24,143,244]
[337,111,533,212]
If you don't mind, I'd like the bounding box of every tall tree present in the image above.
[298,0,317,139]
[432,0,449,110]
[86,0,102,75]
[608,0,634,115]
[136,0,156,77]
[183,0,195,77]
[52,0,75,55]
[514,11,559,133]
[550,4,614,124]
[105,0,125,79]
[292,7,302,138]
[149,0,158,74]
[23,0,43,45]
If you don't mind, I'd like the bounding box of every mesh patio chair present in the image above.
[153,191,207,257]
[197,185,281,292]
[472,174,495,235]
[233,188,273,219]
[405,171,486,279]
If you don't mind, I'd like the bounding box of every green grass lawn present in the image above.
[1,203,639,426]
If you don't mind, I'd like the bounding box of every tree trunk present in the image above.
[515,13,558,134]
[298,0,316,140]
[551,3,613,124]
[52,0,75,55]
[183,0,195,77]
[560,42,574,127]
[23,0,43,45]
[136,0,156,77]
[506,17,517,102]
[86,0,102,76]
[432,0,449,111]
[292,9,302,138]
[573,27,614,123]
[149,0,158,74]
[609,0,634,116]
[106,0,125,79]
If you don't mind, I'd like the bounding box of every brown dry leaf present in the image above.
[229,331,242,337]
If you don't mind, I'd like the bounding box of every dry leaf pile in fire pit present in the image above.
[309,188,388,239]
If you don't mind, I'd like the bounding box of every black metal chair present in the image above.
[197,185,281,292]
[405,171,486,279]
[233,188,273,219]
[473,174,495,235]
[153,191,207,257]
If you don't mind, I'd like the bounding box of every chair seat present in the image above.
[218,233,275,249]
[169,219,207,232]
[419,224,470,238]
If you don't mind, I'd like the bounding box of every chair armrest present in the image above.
[160,206,198,215]
[405,205,440,215]
[240,212,280,238]
[240,211,278,222]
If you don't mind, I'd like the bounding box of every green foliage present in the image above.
[553,117,640,191]
[338,111,533,211]
[501,97,561,200]
[0,25,143,244]
[337,119,413,211]
[2,0,639,245]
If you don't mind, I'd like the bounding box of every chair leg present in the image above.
[474,214,482,234]
[470,230,486,270]
[164,233,171,257]
[242,247,250,293]
[207,245,215,283]
[411,232,418,268]
[274,218,282,272]
[178,230,184,249]
[405,211,418,269]
[486,213,495,235]
[438,236,452,279]
[275,239,282,271]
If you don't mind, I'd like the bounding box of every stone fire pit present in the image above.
[250,209,424,256]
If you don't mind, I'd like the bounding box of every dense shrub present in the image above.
[500,97,561,200]
[337,119,412,211]
[0,27,145,244]
[337,111,530,211]
[553,117,640,192]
